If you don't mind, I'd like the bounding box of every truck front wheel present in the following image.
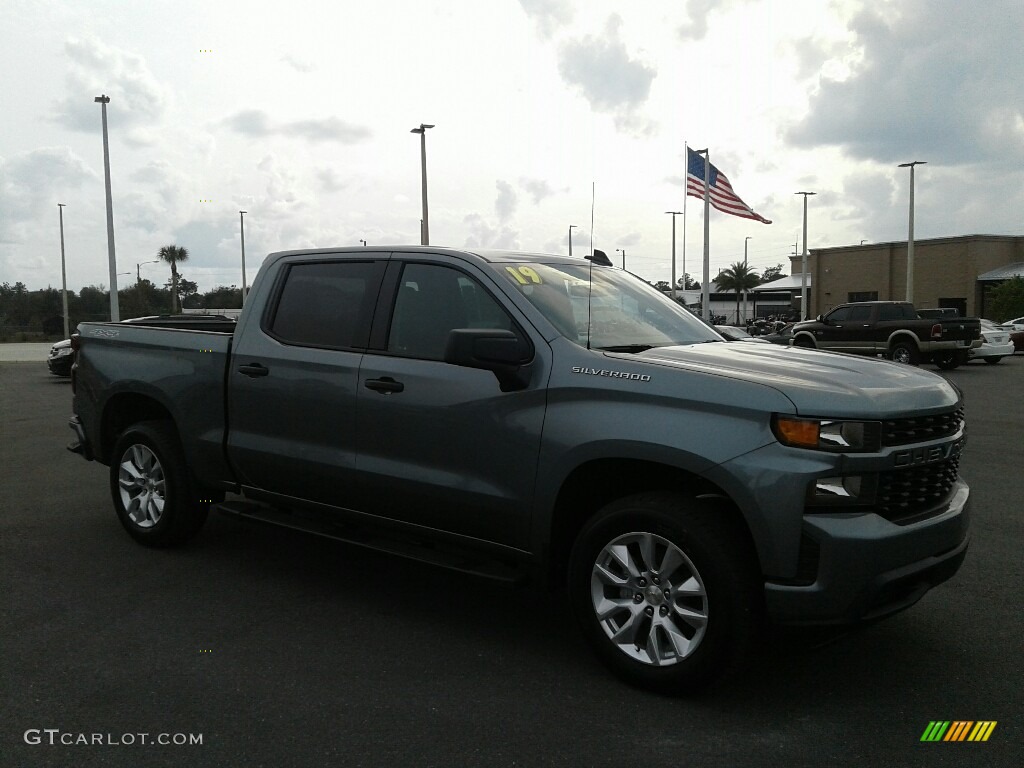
[568,493,761,694]
[890,340,920,365]
[109,421,209,547]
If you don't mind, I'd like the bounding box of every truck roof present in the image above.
[264,246,602,268]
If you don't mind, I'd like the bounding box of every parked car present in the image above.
[714,325,769,343]
[47,338,74,376]
[1005,327,1024,352]
[68,246,971,694]
[759,323,796,346]
[791,301,981,369]
[971,320,1015,364]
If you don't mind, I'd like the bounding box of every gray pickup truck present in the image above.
[68,247,970,693]
[791,301,981,369]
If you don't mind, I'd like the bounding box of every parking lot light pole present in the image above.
[616,249,626,270]
[239,211,248,302]
[665,211,682,299]
[898,161,926,303]
[58,204,69,339]
[795,192,816,319]
[568,225,578,256]
[410,124,434,245]
[95,94,119,322]
[136,260,160,289]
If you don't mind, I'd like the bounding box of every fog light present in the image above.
[814,475,862,498]
[807,475,876,508]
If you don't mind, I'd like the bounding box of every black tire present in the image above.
[932,350,960,370]
[890,340,920,365]
[793,335,815,349]
[109,420,210,547]
[984,357,1003,365]
[568,492,762,694]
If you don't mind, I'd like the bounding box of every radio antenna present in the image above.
[586,181,595,350]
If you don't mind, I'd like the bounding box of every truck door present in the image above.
[227,258,386,501]
[354,257,546,550]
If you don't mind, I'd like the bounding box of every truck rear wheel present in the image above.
[109,421,209,547]
[568,493,761,694]
[890,340,920,365]
[932,350,962,370]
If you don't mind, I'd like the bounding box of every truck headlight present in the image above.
[772,415,882,452]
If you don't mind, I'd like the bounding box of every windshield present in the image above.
[497,263,721,349]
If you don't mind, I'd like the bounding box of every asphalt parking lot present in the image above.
[2,355,1021,767]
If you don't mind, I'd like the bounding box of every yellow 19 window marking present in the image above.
[506,266,543,285]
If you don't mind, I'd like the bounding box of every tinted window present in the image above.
[269,261,383,349]
[848,305,873,321]
[388,263,516,360]
[878,304,904,321]
[827,307,852,323]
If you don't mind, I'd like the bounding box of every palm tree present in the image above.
[715,261,760,325]
[158,245,189,313]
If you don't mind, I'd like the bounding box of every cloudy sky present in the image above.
[2,0,1022,295]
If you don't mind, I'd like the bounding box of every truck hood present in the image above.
[630,342,960,417]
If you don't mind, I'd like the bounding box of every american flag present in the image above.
[686,147,772,224]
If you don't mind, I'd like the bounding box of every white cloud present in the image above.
[518,0,574,39]
[557,15,657,134]
[53,37,168,132]
[223,110,371,144]
[787,0,1024,165]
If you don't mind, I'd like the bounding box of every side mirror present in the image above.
[444,329,533,390]
[816,314,823,322]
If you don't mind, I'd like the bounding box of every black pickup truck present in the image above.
[67,248,970,693]
[791,301,981,369]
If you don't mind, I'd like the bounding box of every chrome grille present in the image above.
[881,407,964,447]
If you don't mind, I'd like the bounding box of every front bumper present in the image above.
[47,355,74,376]
[765,481,970,624]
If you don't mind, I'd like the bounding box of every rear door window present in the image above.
[268,261,385,349]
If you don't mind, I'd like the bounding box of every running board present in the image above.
[214,500,526,585]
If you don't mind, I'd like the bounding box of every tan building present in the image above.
[790,235,1024,318]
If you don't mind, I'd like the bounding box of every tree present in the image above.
[760,264,786,284]
[989,276,1024,322]
[202,285,243,309]
[675,273,698,290]
[158,245,190,313]
[715,262,761,324]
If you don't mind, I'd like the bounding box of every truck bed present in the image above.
[72,321,235,483]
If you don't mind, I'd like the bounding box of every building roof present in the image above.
[977,262,1024,281]
[750,273,810,292]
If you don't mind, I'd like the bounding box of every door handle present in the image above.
[364,376,404,394]
[238,363,269,377]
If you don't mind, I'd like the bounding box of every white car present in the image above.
[971,320,1015,364]
[999,316,1024,331]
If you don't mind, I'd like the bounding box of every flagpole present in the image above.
[701,149,711,322]
[681,142,687,302]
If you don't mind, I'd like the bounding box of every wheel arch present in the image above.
[99,393,177,464]
[886,331,921,351]
[544,458,759,588]
[791,332,816,348]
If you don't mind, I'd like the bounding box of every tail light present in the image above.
[930,323,942,339]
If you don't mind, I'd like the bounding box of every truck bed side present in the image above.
[73,322,236,487]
